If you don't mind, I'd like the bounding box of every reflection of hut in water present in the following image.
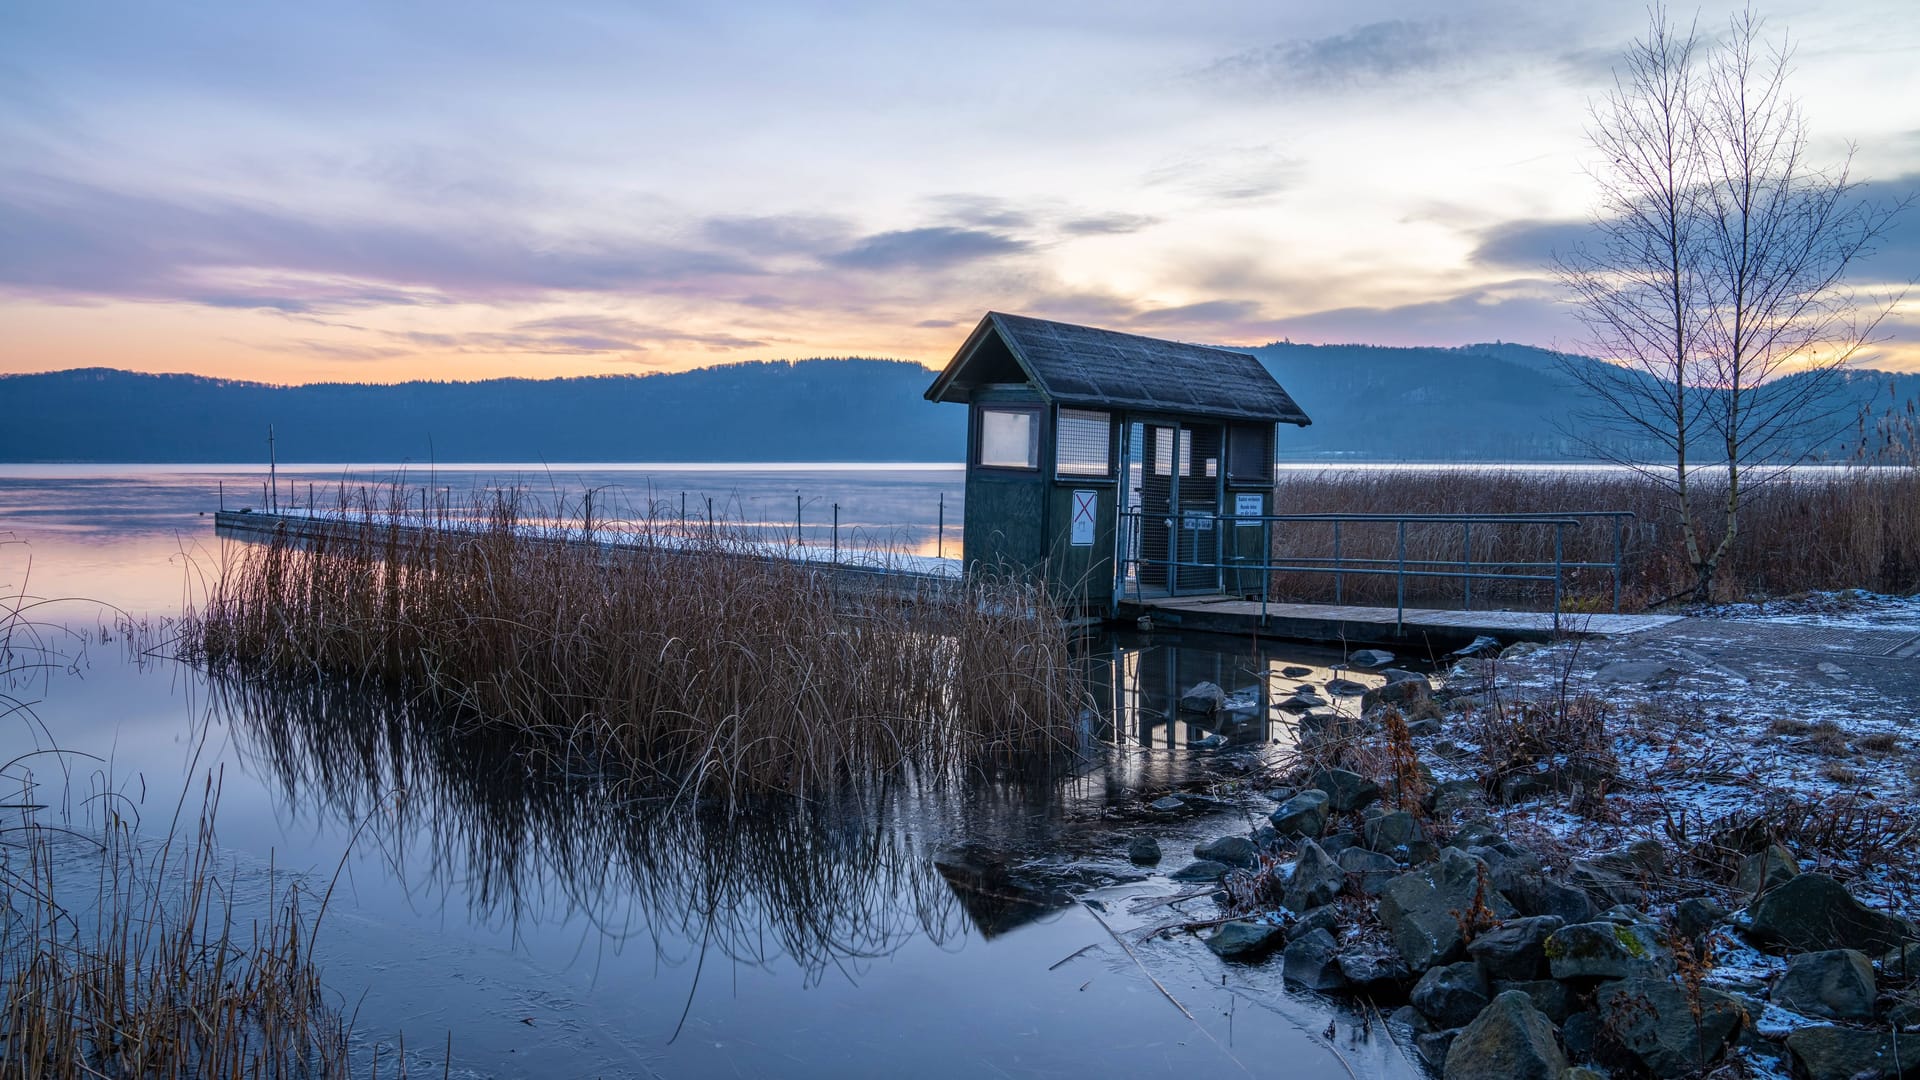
[932,846,1073,939]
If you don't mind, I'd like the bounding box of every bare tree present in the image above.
[1556,6,1906,602]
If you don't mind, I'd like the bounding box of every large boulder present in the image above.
[1178,682,1227,714]
[1169,859,1231,883]
[1337,846,1400,897]
[1785,1027,1920,1080]
[1282,928,1349,991]
[1285,840,1346,912]
[1363,676,1433,714]
[1411,961,1490,1028]
[1544,921,1672,981]
[1269,790,1330,836]
[1349,649,1396,668]
[1194,835,1258,869]
[1595,977,1747,1078]
[1364,809,1424,855]
[1308,768,1382,813]
[1127,836,1161,865]
[1467,915,1565,981]
[1735,843,1799,896]
[1203,919,1285,960]
[1443,990,1568,1080]
[1498,871,1595,925]
[1339,950,1412,990]
[1569,839,1667,909]
[1747,873,1918,954]
[1429,779,1489,819]
[1378,848,1517,972]
[1491,979,1575,1024]
[1773,949,1878,1021]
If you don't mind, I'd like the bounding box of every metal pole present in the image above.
[680,491,687,528]
[937,492,945,559]
[832,503,840,561]
[1261,517,1270,621]
[1553,523,1565,635]
[1612,515,1624,613]
[219,480,224,511]
[796,493,803,547]
[1395,520,1407,635]
[706,496,714,537]
[267,425,277,513]
[1333,520,1344,605]
[1462,521,1473,611]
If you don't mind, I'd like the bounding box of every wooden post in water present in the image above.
[937,492,944,559]
[832,503,839,562]
[267,425,277,513]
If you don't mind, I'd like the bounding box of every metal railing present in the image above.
[1117,509,1636,634]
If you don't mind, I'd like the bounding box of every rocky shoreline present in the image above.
[1124,646,1920,1080]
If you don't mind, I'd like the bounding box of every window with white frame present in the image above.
[977,407,1039,469]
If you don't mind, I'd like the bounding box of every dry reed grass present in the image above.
[0,773,354,1078]
[1268,466,1920,607]
[188,486,1086,802]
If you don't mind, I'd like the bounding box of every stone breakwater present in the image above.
[1131,656,1920,1080]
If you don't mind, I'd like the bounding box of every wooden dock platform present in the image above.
[215,511,1676,648]
[1118,594,1681,648]
[212,509,962,592]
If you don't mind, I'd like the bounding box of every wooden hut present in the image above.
[924,312,1311,613]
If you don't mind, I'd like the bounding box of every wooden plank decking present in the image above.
[1119,594,1681,647]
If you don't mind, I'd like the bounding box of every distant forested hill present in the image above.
[0,359,963,463]
[1,346,1911,463]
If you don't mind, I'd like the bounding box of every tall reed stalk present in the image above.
[189,486,1086,801]
[1266,466,1920,608]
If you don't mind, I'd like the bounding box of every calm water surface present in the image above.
[0,464,1420,1079]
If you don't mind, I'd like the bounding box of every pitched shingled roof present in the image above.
[924,312,1311,426]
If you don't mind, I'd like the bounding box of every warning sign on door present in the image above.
[1235,493,1263,525]
[1070,490,1097,546]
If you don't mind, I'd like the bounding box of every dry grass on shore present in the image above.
[188,488,1087,800]
[1267,467,1920,609]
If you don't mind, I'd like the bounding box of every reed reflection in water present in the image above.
[213,674,976,987]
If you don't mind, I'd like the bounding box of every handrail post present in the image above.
[1333,520,1344,605]
[1611,515,1624,613]
[1261,516,1271,621]
[1553,523,1565,635]
[1462,521,1472,611]
[1395,520,1406,635]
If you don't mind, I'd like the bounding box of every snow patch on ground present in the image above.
[1697,589,1920,632]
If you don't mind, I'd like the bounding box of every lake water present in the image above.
[0,464,1421,1079]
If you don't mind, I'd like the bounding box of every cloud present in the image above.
[1202,20,1449,91]
[824,226,1028,271]
[914,318,958,329]
[1130,299,1266,327]
[926,194,1033,230]
[1471,218,1594,269]
[700,213,854,256]
[1270,282,1578,349]
[1475,172,1920,278]
[1060,213,1159,236]
[0,175,768,311]
[398,315,766,356]
[1144,145,1302,202]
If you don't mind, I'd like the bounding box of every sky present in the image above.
[3,0,1917,384]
